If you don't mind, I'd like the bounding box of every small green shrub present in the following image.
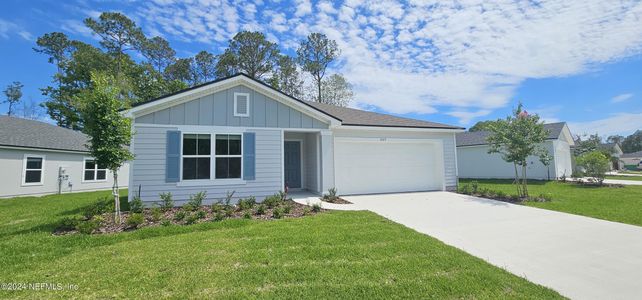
[222,191,235,207]
[471,181,479,194]
[184,214,198,225]
[458,183,472,195]
[282,203,293,214]
[538,193,553,202]
[129,196,144,213]
[160,219,172,226]
[58,215,83,231]
[303,206,312,215]
[272,207,284,219]
[182,203,195,211]
[263,194,282,208]
[213,211,224,222]
[188,191,207,208]
[195,210,207,219]
[243,211,252,219]
[225,207,234,218]
[151,206,163,222]
[159,192,174,210]
[174,210,187,221]
[82,197,113,218]
[238,197,256,210]
[496,191,507,199]
[76,219,100,234]
[126,213,145,228]
[311,203,322,213]
[322,187,339,203]
[211,203,224,213]
[256,204,266,215]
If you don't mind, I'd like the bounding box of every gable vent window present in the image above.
[234,92,250,117]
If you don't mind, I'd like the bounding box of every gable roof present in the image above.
[621,150,642,158]
[0,116,89,153]
[126,73,462,130]
[456,122,568,147]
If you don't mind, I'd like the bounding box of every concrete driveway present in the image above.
[343,192,642,300]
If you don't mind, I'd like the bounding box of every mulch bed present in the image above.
[54,200,324,235]
[321,197,352,204]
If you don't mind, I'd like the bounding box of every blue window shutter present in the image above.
[166,130,181,183]
[243,132,256,180]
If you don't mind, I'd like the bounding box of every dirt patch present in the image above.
[321,197,352,204]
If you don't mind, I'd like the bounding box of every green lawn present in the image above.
[0,190,561,299]
[605,175,642,181]
[460,179,642,226]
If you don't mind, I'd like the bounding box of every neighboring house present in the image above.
[621,151,642,170]
[123,74,463,204]
[456,122,574,180]
[598,143,624,170]
[0,116,129,198]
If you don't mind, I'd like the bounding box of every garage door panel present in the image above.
[334,139,443,195]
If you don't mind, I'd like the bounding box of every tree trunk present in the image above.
[513,162,522,197]
[522,164,529,198]
[317,76,322,103]
[113,170,121,223]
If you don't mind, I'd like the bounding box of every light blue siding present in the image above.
[135,84,329,129]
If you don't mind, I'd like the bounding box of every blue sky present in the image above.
[1,0,641,136]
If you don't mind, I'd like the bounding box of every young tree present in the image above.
[576,151,610,185]
[297,33,339,103]
[77,72,134,222]
[319,73,353,106]
[193,50,216,84]
[269,55,303,98]
[3,81,24,116]
[140,36,176,74]
[215,31,279,79]
[486,104,550,197]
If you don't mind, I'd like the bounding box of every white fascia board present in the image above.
[333,125,464,134]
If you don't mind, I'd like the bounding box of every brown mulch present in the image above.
[54,200,324,235]
[321,197,352,204]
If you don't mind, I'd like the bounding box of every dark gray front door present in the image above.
[284,141,301,189]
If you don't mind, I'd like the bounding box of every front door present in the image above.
[284,141,302,189]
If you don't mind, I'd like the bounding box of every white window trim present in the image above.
[82,157,108,183]
[22,154,45,186]
[178,132,246,185]
[233,92,250,117]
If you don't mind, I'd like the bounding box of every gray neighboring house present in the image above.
[598,143,624,170]
[456,122,575,180]
[621,151,642,170]
[123,74,463,205]
[0,116,129,198]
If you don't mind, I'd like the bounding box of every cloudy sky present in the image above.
[1,0,641,136]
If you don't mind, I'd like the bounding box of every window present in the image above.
[182,134,211,180]
[23,155,44,185]
[234,93,250,117]
[83,158,107,181]
[215,134,242,179]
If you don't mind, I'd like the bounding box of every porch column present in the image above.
[319,130,335,193]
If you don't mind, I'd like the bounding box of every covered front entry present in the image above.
[284,131,321,193]
[334,138,444,195]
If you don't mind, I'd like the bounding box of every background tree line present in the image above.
[33,12,354,130]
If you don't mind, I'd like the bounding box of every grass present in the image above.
[460,179,642,226]
[605,175,642,181]
[0,190,561,299]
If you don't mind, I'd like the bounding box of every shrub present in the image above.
[174,210,187,221]
[303,206,312,216]
[213,211,224,222]
[182,202,196,212]
[496,191,507,199]
[263,194,282,208]
[538,193,553,202]
[188,191,207,208]
[471,181,479,194]
[272,207,284,219]
[58,215,83,231]
[129,196,144,213]
[576,151,610,185]
[159,192,174,210]
[82,197,113,218]
[160,219,172,226]
[126,213,145,228]
[211,203,224,213]
[195,210,207,219]
[282,203,293,214]
[311,203,322,213]
[322,187,339,203]
[225,206,235,218]
[222,191,235,208]
[243,211,252,219]
[76,219,100,234]
[238,197,256,210]
[184,214,198,225]
[256,204,266,215]
[151,206,163,222]
[458,183,472,195]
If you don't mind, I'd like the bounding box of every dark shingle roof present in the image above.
[0,116,89,152]
[305,101,463,130]
[456,122,566,147]
[621,151,642,158]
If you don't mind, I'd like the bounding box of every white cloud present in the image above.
[446,109,492,126]
[611,93,633,103]
[569,113,642,137]
[294,0,312,17]
[0,19,32,41]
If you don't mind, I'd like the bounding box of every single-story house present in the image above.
[456,122,574,180]
[0,116,129,198]
[621,151,642,170]
[598,143,624,170]
[123,73,464,204]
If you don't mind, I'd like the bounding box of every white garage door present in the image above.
[334,138,444,195]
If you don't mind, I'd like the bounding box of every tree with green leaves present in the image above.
[77,72,134,222]
[297,33,339,103]
[486,103,550,197]
[469,120,501,132]
[576,151,610,185]
[140,36,176,74]
[215,31,279,79]
[3,81,24,116]
[269,55,303,98]
[622,130,642,153]
[573,133,601,156]
[165,57,196,85]
[606,135,625,145]
[318,73,353,106]
[193,50,216,84]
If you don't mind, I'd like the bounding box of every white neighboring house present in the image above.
[0,116,129,198]
[456,122,575,180]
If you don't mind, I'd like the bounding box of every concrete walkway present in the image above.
[573,177,642,186]
[341,192,642,300]
[290,192,364,211]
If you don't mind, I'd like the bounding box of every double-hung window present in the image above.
[215,134,242,179]
[23,155,44,185]
[83,158,107,181]
[182,134,211,180]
